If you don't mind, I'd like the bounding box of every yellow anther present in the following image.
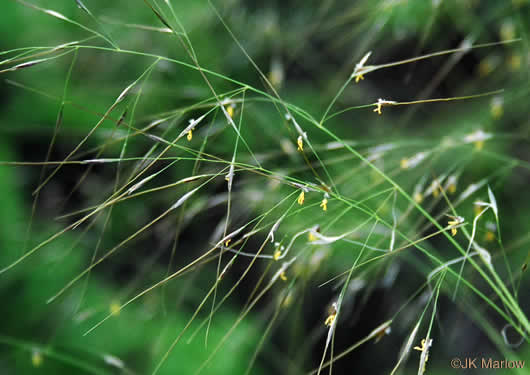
[324,314,336,326]
[400,158,409,169]
[485,231,495,242]
[373,99,395,115]
[226,105,234,118]
[414,339,427,352]
[187,130,193,141]
[273,249,281,261]
[297,191,305,205]
[448,218,462,236]
[447,215,464,237]
[478,60,493,77]
[414,339,431,374]
[297,135,303,152]
[474,140,484,151]
[225,239,231,247]
[353,51,371,83]
[325,303,338,327]
[320,198,328,211]
[110,302,121,316]
[308,231,317,241]
[414,192,423,203]
[373,324,392,343]
[280,271,287,281]
[448,222,458,236]
[32,351,43,368]
[448,184,457,194]
[431,181,441,198]
[490,97,504,119]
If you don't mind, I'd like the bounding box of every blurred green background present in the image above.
[0,0,529,374]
